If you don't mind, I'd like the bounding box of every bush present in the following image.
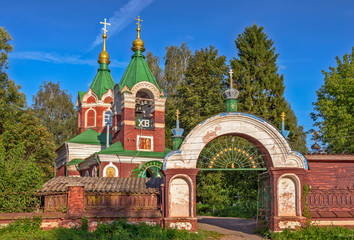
[270,226,354,240]
[0,218,215,240]
[196,201,257,218]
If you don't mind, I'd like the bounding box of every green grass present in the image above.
[197,202,257,218]
[0,217,222,240]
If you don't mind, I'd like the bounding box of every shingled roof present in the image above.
[39,177,163,195]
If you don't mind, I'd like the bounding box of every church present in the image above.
[55,17,175,179]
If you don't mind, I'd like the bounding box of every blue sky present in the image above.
[1,0,353,148]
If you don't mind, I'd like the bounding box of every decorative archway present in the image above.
[162,112,308,232]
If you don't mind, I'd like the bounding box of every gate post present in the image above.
[268,167,307,231]
[163,168,199,232]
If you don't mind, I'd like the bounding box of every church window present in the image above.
[135,90,154,129]
[86,109,95,127]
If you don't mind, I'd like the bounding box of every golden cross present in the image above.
[100,18,111,34]
[281,112,286,122]
[229,68,233,89]
[176,109,180,120]
[135,16,143,28]
[312,130,318,143]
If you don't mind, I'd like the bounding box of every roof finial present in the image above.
[132,16,145,52]
[280,112,290,138]
[176,109,180,121]
[281,112,286,122]
[98,18,111,64]
[311,130,321,152]
[228,68,233,89]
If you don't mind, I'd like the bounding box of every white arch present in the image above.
[103,162,119,177]
[163,112,308,170]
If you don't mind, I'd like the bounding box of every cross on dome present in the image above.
[281,112,286,122]
[312,130,319,143]
[176,109,180,121]
[135,16,143,28]
[100,18,111,34]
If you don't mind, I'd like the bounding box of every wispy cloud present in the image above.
[11,51,128,68]
[92,0,155,48]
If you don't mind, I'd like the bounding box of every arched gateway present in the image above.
[162,112,308,232]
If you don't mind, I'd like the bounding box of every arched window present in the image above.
[86,109,96,127]
[135,89,154,129]
[92,166,97,177]
[85,170,89,177]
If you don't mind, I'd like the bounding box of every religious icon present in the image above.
[106,167,116,177]
[139,137,152,150]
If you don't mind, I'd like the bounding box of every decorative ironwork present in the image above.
[307,188,353,211]
[130,161,163,178]
[198,136,266,170]
[257,172,271,228]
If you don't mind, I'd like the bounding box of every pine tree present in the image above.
[145,51,164,90]
[178,46,227,133]
[311,48,354,153]
[231,25,307,153]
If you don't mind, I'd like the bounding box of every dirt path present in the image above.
[197,216,264,240]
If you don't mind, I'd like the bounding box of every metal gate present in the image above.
[257,171,271,228]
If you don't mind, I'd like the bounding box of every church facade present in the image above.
[55,18,169,179]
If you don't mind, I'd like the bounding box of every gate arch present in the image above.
[163,112,307,170]
[162,112,308,232]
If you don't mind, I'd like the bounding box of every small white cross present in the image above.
[100,18,111,34]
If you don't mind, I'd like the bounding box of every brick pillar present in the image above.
[66,184,85,219]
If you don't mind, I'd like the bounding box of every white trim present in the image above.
[85,108,96,127]
[136,135,154,151]
[103,162,119,177]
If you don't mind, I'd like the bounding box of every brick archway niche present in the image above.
[162,112,308,231]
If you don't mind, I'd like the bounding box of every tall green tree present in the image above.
[231,24,307,153]
[311,48,354,153]
[178,46,227,133]
[0,27,26,133]
[164,42,191,97]
[32,81,77,146]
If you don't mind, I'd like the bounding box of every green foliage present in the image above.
[178,46,227,134]
[231,24,307,153]
[0,219,216,240]
[311,48,354,154]
[269,226,354,240]
[145,51,164,90]
[302,184,312,227]
[0,27,27,133]
[197,202,257,219]
[32,81,77,147]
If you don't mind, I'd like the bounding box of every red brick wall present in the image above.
[56,166,66,177]
[67,185,84,218]
[100,162,138,177]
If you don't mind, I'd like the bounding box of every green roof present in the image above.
[67,159,85,166]
[119,50,162,92]
[90,63,115,99]
[98,141,171,158]
[67,129,112,145]
[78,91,86,101]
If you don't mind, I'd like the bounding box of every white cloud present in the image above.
[92,0,155,48]
[10,51,128,68]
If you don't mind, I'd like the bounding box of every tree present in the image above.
[32,81,77,147]
[0,110,56,180]
[311,48,354,153]
[0,27,26,133]
[145,51,164,89]
[164,42,192,97]
[231,24,307,153]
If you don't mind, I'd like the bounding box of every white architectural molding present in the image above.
[163,112,308,170]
